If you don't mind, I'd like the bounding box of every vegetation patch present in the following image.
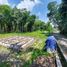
[0,31,51,67]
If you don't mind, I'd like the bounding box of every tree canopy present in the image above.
[47,0,67,34]
[0,5,49,33]
[0,5,36,33]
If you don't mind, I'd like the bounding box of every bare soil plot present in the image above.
[0,36,34,49]
[31,56,56,67]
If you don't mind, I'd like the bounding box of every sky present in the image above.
[0,0,61,22]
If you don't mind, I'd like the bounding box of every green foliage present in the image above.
[47,1,61,26]
[47,0,67,34]
[33,20,46,31]
[0,31,49,67]
[47,1,57,13]
[45,22,53,34]
[0,5,36,33]
[0,4,53,33]
[59,0,67,34]
[0,62,10,67]
[0,5,52,33]
[47,1,58,19]
[27,15,36,32]
[47,1,61,28]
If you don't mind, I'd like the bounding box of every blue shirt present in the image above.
[45,36,57,50]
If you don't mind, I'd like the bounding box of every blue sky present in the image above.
[0,0,61,22]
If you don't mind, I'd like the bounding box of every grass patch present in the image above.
[0,62,10,67]
[0,30,50,67]
[0,45,10,54]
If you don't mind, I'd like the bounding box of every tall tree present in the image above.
[47,1,59,27]
[59,0,67,34]
[27,15,36,32]
[0,5,11,33]
[0,5,37,33]
[20,10,30,32]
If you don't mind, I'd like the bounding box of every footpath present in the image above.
[53,33,67,67]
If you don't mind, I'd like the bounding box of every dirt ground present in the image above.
[31,56,56,67]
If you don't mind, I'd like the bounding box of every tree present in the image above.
[27,15,36,32]
[11,7,22,32]
[0,5,11,33]
[20,10,30,32]
[47,1,59,27]
[33,20,46,31]
[0,14,4,33]
[45,22,53,34]
[0,5,36,33]
[59,0,67,34]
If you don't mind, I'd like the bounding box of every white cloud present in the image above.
[0,0,9,5]
[17,0,41,11]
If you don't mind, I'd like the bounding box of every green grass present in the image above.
[0,45,10,54]
[0,62,10,67]
[0,30,45,38]
[0,30,50,67]
[0,46,11,67]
